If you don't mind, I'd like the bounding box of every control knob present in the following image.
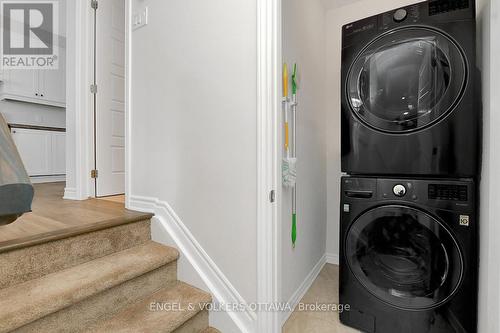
[393,8,408,22]
[393,184,406,197]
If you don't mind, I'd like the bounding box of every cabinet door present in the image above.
[41,0,66,106]
[2,70,38,99]
[51,132,66,174]
[39,68,65,106]
[11,128,52,176]
[40,11,66,106]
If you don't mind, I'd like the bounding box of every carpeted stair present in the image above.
[0,217,220,332]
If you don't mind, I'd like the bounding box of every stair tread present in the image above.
[0,241,178,333]
[201,327,222,333]
[88,281,212,333]
[1,208,153,254]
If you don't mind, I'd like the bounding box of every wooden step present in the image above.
[0,241,178,333]
[0,218,152,289]
[86,282,212,333]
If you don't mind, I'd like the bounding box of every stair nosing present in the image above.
[0,214,154,254]
[0,241,178,332]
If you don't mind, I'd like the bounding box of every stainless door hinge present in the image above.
[90,84,97,94]
[269,190,275,203]
[91,169,98,178]
[91,0,98,10]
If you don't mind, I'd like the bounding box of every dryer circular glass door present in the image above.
[345,205,463,310]
[346,27,467,133]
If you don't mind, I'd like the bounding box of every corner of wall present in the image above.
[326,253,339,265]
[281,254,326,326]
[63,187,78,200]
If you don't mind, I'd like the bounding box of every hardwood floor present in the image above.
[98,195,126,204]
[0,182,152,253]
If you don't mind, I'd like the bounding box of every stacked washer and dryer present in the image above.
[339,1,479,332]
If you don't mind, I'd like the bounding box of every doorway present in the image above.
[91,0,126,198]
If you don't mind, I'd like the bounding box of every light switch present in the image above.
[132,7,148,31]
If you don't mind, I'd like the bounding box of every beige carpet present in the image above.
[283,264,360,333]
[0,207,219,332]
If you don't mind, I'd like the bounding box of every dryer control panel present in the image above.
[343,0,475,41]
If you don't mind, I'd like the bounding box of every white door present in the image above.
[94,0,126,196]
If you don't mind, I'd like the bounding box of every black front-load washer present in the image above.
[341,0,479,177]
[339,176,477,333]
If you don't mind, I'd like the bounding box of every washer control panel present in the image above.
[380,181,418,201]
[342,177,475,212]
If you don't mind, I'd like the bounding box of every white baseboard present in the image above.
[129,195,256,333]
[63,187,78,200]
[326,253,339,265]
[281,254,327,326]
[31,175,66,184]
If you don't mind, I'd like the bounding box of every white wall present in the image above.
[324,0,424,265]
[477,0,500,331]
[280,0,328,314]
[0,100,65,128]
[130,0,257,331]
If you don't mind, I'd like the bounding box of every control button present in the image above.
[343,204,350,213]
[393,8,408,22]
[393,184,406,197]
[459,215,470,226]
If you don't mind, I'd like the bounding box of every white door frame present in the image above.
[65,0,131,203]
[64,0,92,200]
[256,0,281,331]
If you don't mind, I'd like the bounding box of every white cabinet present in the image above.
[51,132,66,175]
[41,67,66,106]
[1,68,65,107]
[0,0,66,108]
[10,128,66,177]
[1,70,37,99]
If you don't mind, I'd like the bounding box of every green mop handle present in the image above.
[292,63,297,95]
[291,63,298,247]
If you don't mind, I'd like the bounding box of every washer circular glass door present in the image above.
[345,205,463,310]
[346,27,467,133]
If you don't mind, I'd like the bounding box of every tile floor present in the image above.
[283,264,359,333]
